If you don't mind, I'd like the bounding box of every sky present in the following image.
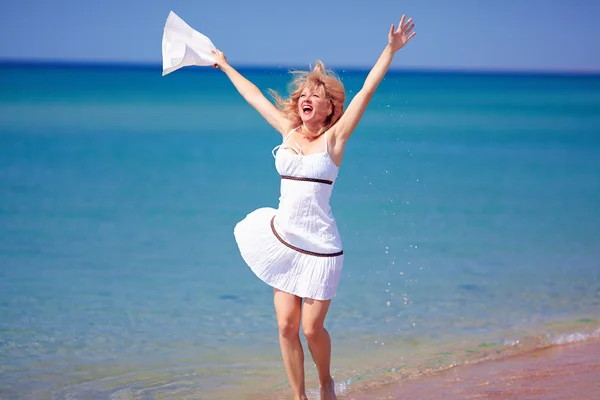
[1,0,599,72]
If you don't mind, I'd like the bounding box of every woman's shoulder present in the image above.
[278,120,299,138]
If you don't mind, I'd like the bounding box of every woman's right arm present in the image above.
[212,50,290,136]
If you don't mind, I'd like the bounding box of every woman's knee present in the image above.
[302,321,324,341]
[278,319,300,339]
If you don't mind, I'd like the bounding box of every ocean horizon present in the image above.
[2,58,600,77]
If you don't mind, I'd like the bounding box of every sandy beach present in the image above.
[344,339,600,400]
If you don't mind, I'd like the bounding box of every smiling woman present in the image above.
[268,61,346,143]
[208,16,416,400]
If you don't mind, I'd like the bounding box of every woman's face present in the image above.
[297,84,332,126]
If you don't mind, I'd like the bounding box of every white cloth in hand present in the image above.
[162,11,217,76]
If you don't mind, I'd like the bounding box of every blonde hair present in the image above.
[269,61,345,134]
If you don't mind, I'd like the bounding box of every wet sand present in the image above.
[344,339,600,400]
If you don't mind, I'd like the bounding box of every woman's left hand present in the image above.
[388,15,416,52]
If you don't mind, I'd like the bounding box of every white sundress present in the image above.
[233,129,344,300]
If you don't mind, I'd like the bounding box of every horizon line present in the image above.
[1,58,599,77]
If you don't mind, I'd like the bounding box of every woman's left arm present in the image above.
[331,15,416,142]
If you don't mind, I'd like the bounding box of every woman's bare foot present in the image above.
[319,376,337,400]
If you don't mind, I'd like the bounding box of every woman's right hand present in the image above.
[211,49,228,69]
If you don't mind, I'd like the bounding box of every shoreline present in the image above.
[343,338,600,399]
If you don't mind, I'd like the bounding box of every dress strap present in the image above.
[282,128,297,144]
[324,130,329,153]
[271,145,280,158]
[272,128,299,158]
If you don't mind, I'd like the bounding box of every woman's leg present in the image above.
[273,288,307,400]
[302,298,336,400]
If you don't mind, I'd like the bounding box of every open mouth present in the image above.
[302,104,313,115]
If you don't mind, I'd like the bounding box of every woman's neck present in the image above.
[300,123,323,139]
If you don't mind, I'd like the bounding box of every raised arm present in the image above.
[212,50,291,136]
[331,15,416,142]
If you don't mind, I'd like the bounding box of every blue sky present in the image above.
[1,0,599,72]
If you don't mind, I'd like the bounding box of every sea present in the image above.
[1,62,599,399]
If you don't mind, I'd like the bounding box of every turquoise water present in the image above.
[1,63,599,399]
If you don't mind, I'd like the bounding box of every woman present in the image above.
[212,15,416,400]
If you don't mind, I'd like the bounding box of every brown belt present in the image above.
[280,175,333,185]
[270,216,343,258]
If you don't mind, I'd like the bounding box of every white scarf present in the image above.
[161,11,217,76]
